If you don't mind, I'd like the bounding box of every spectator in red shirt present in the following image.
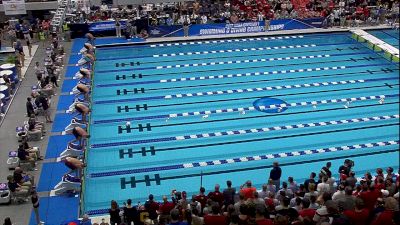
[343,197,370,225]
[370,197,398,225]
[159,195,175,223]
[194,187,208,212]
[240,180,257,200]
[144,194,159,222]
[298,198,316,220]
[359,184,381,211]
[208,184,224,207]
[204,203,226,225]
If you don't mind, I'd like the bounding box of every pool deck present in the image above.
[0,24,397,225]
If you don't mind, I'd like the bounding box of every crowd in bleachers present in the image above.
[100,161,399,225]
[72,0,399,28]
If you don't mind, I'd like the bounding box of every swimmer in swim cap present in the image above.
[75,103,91,123]
[76,83,90,101]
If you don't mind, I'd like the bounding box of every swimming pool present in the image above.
[368,29,400,49]
[83,31,399,215]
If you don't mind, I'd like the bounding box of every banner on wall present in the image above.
[149,18,324,37]
[3,0,26,15]
[89,20,127,32]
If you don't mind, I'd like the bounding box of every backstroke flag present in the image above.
[3,0,26,15]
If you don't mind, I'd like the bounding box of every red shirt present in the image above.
[240,187,256,200]
[204,214,226,225]
[299,208,316,219]
[370,210,396,225]
[256,219,273,225]
[194,194,208,209]
[360,190,380,211]
[343,209,370,225]
[208,191,224,206]
[158,201,175,215]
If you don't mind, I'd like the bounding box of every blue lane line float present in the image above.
[253,97,288,113]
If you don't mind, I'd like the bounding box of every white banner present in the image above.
[3,0,26,15]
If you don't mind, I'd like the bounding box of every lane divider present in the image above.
[150,35,304,48]
[88,140,399,178]
[156,54,331,69]
[90,114,399,148]
[153,44,317,57]
[164,78,396,99]
[96,65,347,88]
[95,63,396,88]
[168,94,398,118]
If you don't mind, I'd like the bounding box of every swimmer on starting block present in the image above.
[74,103,90,123]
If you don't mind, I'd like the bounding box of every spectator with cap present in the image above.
[312,192,332,224]
[320,162,332,178]
[240,180,256,200]
[269,161,281,192]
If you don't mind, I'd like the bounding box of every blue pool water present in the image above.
[83,31,399,215]
[368,29,400,49]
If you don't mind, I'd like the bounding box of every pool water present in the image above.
[83,31,399,215]
[368,29,400,49]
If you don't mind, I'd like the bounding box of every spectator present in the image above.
[145,194,160,223]
[204,203,226,225]
[370,197,398,225]
[269,162,282,191]
[304,172,316,192]
[194,187,208,211]
[258,184,269,200]
[320,162,332,178]
[313,194,333,225]
[240,180,256,200]
[332,184,346,201]
[343,198,369,225]
[124,199,138,225]
[299,198,316,220]
[287,177,298,194]
[169,209,188,225]
[223,180,236,207]
[109,200,121,225]
[26,97,35,117]
[159,195,175,223]
[337,186,356,211]
[3,218,13,225]
[208,184,224,207]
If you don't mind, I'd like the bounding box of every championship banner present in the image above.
[3,0,26,15]
[149,18,324,37]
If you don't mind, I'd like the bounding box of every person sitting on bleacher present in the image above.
[7,175,29,202]
[22,139,43,161]
[17,145,36,170]
[28,115,45,135]
[13,167,34,190]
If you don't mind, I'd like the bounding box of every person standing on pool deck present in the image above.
[269,161,282,192]
[115,18,122,38]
